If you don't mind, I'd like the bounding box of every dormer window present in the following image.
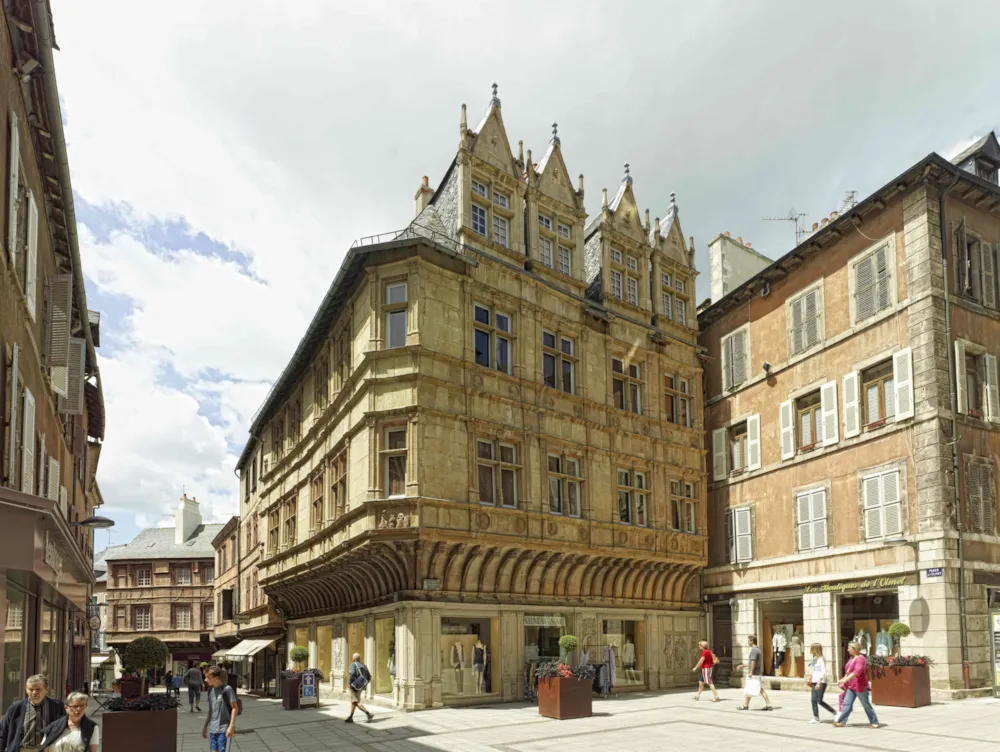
[557,223,571,240]
[661,272,671,287]
[611,248,623,264]
[538,214,552,231]
[975,159,998,184]
[626,255,638,272]
[493,191,509,209]
[472,205,488,237]
[472,180,488,198]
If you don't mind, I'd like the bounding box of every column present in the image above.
[802,592,835,679]
[732,597,756,681]
[308,623,318,670]
[331,619,348,695]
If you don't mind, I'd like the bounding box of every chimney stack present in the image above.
[724,231,730,238]
[737,236,743,244]
[830,210,839,220]
[175,493,202,544]
[812,222,819,231]
[414,175,434,216]
[821,218,829,226]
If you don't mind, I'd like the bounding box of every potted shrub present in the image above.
[867,623,933,708]
[281,646,311,710]
[558,634,578,664]
[536,636,595,720]
[103,689,180,752]
[122,637,170,695]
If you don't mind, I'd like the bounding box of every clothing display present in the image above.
[854,629,871,656]
[790,632,803,658]
[605,645,617,688]
[451,642,465,694]
[621,639,636,668]
[473,644,485,668]
[875,630,892,657]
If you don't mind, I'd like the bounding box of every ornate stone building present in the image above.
[237,88,707,709]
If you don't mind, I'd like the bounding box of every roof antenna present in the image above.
[551,122,560,145]
[762,207,808,245]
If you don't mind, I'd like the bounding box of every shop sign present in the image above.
[422,578,441,591]
[43,533,63,578]
[300,672,317,706]
[524,615,565,628]
[925,568,944,578]
[803,576,907,594]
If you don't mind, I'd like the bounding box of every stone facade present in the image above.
[235,89,708,709]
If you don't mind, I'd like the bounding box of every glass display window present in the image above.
[347,622,365,667]
[441,616,494,698]
[3,585,30,713]
[758,599,805,679]
[838,592,900,663]
[601,619,645,686]
[523,614,566,661]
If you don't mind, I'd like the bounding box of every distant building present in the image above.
[707,232,771,303]
[91,545,126,686]
[104,496,221,675]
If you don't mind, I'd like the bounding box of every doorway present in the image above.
[711,602,732,684]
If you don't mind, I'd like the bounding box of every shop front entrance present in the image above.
[838,593,899,660]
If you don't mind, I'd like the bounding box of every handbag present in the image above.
[711,653,720,666]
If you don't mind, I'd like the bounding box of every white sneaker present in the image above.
[809,718,820,723]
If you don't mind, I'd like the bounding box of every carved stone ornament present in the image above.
[508,385,520,398]
[617,531,628,545]
[476,512,491,530]
[577,526,589,542]
[514,518,527,534]
[662,635,675,669]
[547,521,558,536]
[572,404,583,418]
[668,535,680,552]
[334,623,344,638]
[471,374,484,389]
[543,396,555,409]
[378,511,409,529]
[643,534,654,548]
[334,640,344,670]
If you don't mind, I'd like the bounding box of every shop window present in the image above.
[3,585,29,711]
[384,281,408,349]
[725,507,752,563]
[524,614,564,661]
[965,456,997,535]
[542,331,576,394]
[477,440,519,508]
[862,467,902,540]
[374,617,395,695]
[616,469,647,527]
[796,489,828,551]
[473,304,513,375]
[329,446,348,519]
[442,616,493,698]
[310,474,324,530]
[317,624,333,686]
[670,480,696,534]
[612,358,643,414]
[547,454,582,517]
[664,374,692,427]
[136,567,151,587]
[174,567,191,586]
[758,600,805,679]
[383,427,407,498]
[839,593,900,661]
[602,619,645,686]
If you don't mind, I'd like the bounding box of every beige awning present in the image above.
[90,655,113,666]
[212,648,230,659]
[224,639,274,658]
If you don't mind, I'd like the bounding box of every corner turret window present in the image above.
[384,281,408,349]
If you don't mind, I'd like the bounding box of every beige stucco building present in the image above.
[235,88,708,709]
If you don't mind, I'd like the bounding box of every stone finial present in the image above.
[491,82,501,108]
[655,217,661,235]
[602,188,608,210]
[623,163,632,183]
[578,174,585,199]
[518,140,524,163]
[644,209,650,232]
[526,149,533,177]
[460,103,467,135]
[551,122,560,145]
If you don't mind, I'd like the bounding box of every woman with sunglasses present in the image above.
[39,692,99,752]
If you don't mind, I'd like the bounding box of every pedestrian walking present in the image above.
[691,640,720,701]
[806,643,836,722]
[165,671,173,694]
[0,674,66,752]
[735,635,772,711]
[202,667,239,752]
[185,662,204,713]
[833,642,880,728]
[172,672,183,699]
[39,692,99,752]
[345,653,374,723]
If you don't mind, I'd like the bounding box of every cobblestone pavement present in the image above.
[92,687,1000,752]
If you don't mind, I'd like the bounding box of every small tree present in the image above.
[123,637,169,695]
[558,635,579,664]
[888,622,911,642]
[290,646,310,670]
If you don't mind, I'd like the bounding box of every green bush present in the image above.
[558,635,579,652]
[888,622,911,640]
[290,646,310,666]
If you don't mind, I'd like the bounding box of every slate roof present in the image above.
[93,544,126,582]
[951,132,1000,167]
[104,524,224,561]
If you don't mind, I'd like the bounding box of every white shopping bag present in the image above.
[744,676,761,697]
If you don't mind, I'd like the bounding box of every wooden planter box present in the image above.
[119,680,142,699]
[103,709,177,752]
[537,677,592,720]
[282,677,302,710]
[869,665,931,708]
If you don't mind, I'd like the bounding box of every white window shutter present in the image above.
[882,470,902,537]
[790,297,803,355]
[712,428,728,481]
[985,353,1000,422]
[25,191,37,320]
[843,371,860,438]
[737,329,749,386]
[893,347,914,421]
[779,400,795,460]
[821,381,839,446]
[47,457,60,503]
[7,111,19,263]
[735,507,752,562]
[722,335,732,391]
[58,338,86,415]
[863,474,882,539]
[983,242,997,309]
[804,290,819,349]
[812,490,828,548]
[955,340,967,415]
[59,486,67,516]
[746,414,761,470]
[726,511,736,564]
[45,274,73,368]
[20,388,35,495]
[797,493,812,551]
[7,343,18,485]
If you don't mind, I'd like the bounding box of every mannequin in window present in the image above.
[771,627,787,676]
[875,627,891,657]
[621,636,638,684]
[451,642,464,693]
[388,640,396,681]
[853,628,870,656]
[473,637,486,694]
[789,628,803,677]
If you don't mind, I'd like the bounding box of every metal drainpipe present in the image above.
[937,172,970,690]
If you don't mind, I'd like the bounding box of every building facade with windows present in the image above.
[0,0,107,710]
[236,89,707,710]
[700,132,1000,698]
[104,496,221,675]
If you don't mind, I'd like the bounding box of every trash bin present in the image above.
[282,677,302,710]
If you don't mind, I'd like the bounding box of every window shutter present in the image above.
[712,428,728,481]
[985,465,997,535]
[957,218,969,293]
[967,462,983,533]
[58,338,86,415]
[954,340,967,415]
[20,388,35,495]
[985,353,1000,422]
[804,289,819,348]
[982,242,997,309]
[843,371,860,438]
[893,347,914,420]
[37,432,46,503]
[7,111,18,263]
[47,457,60,504]
[46,274,74,369]
[25,192,37,320]
[882,470,902,537]
[722,335,733,391]
[7,343,18,485]
[811,490,828,548]
[779,400,795,460]
[732,330,747,386]
[59,486,68,517]
[797,493,812,551]
[821,381,839,446]
[735,507,752,562]
[726,511,736,564]
[863,474,882,539]
[875,245,891,312]
[855,255,875,321]
[746,414,761,470]
[790,297,803,355]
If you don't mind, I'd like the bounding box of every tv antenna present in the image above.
[762,208,808,245]
[840,190,858,212]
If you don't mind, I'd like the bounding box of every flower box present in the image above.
[869,664,931,708]
[282,676,302,710]
[537,676,592,720]
[103,708,177,752]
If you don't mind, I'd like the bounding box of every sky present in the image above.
[51,0,1000,548]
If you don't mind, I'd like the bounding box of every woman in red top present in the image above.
[691,640,719,701]
[833,641,881,728]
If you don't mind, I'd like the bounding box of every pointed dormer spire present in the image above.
[655,217,661,236]
[491,82,501,108]
[669,192,677,215]
[551,122,560,146]
[526,149,534,179]
[623,163,632,184]
[602,188,608,210]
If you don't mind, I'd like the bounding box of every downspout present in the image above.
[937,171,970,690]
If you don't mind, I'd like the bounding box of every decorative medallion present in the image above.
[471,374,484,389]
[476,512,491,530]
[610,417,620,429]
[577,526,589,542]
[508,385,520,398]
[543,396,555,409]
[572,404,583,418]
[334,622,344,638]
[643,534,654,548]
[617,531,627,545]
[547,521,558,536]
[668,536,680,552]
[514,518,527,534]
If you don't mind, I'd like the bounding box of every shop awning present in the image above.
[224,639,274,658]
[212,648,230,659]
[90,655,113,666]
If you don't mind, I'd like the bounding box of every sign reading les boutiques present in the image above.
[804,576,907,594]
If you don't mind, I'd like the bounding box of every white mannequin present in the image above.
[854,629,870,656]
[875,628,891,657]
[451,642,465,693]
[621,637,638,684]
[772,628,787,675]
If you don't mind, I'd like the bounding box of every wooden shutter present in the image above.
[797,493,812,551]
[45,274,73,369]
[863,474,882,540]
[47,457,60,504]
[779,400,795,460]
[982,242,997,309]
[7,343,18,485]
[7,111,18,262]
[875,245,891,312]
[984,464,997,535]
[893,348,914,421]
[967,461,983,533]
[790,297,803,355]
[746,414,761,470]
[733,329,747,386]
[735,507,752,562]
[37,432,46,503]
[25,191,37,320]
[855,255,875,321]
[726,511,736,564]
[821,381,839,446]
[59,486,67,516]
[811,490,828,548]
[20,388,35,494]
[712,428,728,481]
[957,218,969,293]
[882,470,902,537]
[985,353,1000,422]
[722,335,733,390]
[804,289,819,349]
[58,338,86,415]
[843,371,860,438]
[955,341,967,415]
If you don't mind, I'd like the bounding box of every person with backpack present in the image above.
[345,653,374,723]
[202,667,239,751]
[691,640,720,701]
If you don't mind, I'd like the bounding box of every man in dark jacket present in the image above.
[0,675,65,752]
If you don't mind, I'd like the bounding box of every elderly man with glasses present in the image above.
[0,675,66,752]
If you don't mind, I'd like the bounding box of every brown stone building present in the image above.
[104,496,220,675]
[700,132,1000,698]
[0,0,107,709]
[234,88,707,709]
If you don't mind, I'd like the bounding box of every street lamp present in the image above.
[70,516,115,529]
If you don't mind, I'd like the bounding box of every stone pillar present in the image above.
[364,613,376,702]
[644,610,660,690]
[308,623,318,670]
[331,619,347,695]
[802,592,836,679]
[285,625,296,670]
[731,597,756,681]
[427,606,443,707]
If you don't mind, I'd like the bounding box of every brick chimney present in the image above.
[415,176,434,216]
[175,493,202,544]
